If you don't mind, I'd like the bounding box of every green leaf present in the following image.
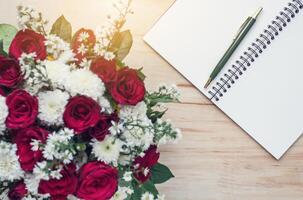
[150,163,174,184]
[147,110,167,123]
[110,30,133,61]
[0,24,18,53]
[50,15,72,43]
[130,188,143,200]
[141,180,159,196]
[130,180,143,200]
[136,67,146,81]
[0,40,8,57]
[116,60,126,68]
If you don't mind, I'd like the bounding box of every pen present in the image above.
[204,7,263,89]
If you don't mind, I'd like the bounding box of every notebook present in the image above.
[144,0,303,159]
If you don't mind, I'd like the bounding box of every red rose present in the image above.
[133,145,160,183]
[72,28,96,64]
[38,164,77,200]
[0,87,5,96]
[89,113,118,141]
[76,161,118,200]
[6,89,38,129]
[8,181,27,200]
[63,96,101,133]
[9,29,47,61]
[90,56,117,85]
[14,127,49,172]
[0,56,23,88]
[110,67,146,105]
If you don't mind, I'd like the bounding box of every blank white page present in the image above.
[144,0,303,159]
[216,6,303,159]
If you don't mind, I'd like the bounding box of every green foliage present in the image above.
[141,180,159,196]
[136,67,146,81]
[146,93,178,108]
[50,15,72,43]
[130,180,159,200]
[110,30,133,61]
[147,109,167,123]
[150,163,174,184]
[0,24,18,53]
[0,40,8,56]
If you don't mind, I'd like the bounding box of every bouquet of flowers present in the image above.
[0,1,181,200]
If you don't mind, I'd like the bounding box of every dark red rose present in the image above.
[110,67,146,105]
[6,89,38,129]
[14,127,49,172]
[133,145,160,183]
[72,28,96,64]
[76,161,118,200]
[38,164,77,200]
[9,29,47,61]
[0,56,23,88]
[8,181,27,200]
[89,113,118,141]
[63,96,101,133]
[90,56,117,85]
[0,87,5,96]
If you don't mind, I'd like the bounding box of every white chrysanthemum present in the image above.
[141,192,154,200]
[91,135,121,166]
[119,102,148,122]
[65,68,105,100]
[110,187,134,200]
[0,141,24,181]
[38,90,69,125]
[0,96,8,134]
[43,60,71,89]
[58,49,75,64]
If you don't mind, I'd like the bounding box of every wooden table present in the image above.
[1,0,303,199]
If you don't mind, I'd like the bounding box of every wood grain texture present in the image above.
[1,0,303,199]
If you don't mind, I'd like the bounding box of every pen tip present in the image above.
[204,78,212,89]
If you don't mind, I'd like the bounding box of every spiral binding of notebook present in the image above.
[208,0,303,101]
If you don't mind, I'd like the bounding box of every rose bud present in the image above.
[63,95,101,133]
[89,113,118,141]
[9,29,47,61]
[76,161,118,200]
[0,56,23,88]
[110,67,146,105]
[133,145,160,183]
[5,89,38,129]
[14,127,49,172]
[8,181,27,200]
[90,56,117,85]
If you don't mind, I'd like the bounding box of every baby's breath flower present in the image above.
[141,192,154,200]
[17,5,47,34]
